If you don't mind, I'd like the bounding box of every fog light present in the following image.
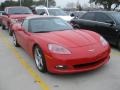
[56,65,67,70]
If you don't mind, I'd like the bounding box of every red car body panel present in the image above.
[12,23,110,74]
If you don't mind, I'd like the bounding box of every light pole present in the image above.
[20,0,22,6]
[47,0,49,7]
[46,0,48,7]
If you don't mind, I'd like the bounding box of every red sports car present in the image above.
[12,16,110,74]
[1,6,33,36]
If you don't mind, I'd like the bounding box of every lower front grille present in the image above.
[73,57,107,69]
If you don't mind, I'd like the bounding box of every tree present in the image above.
[20,0,33,7]
[66,2,76,8]
[0,0,34,10]
[89,0,120,10]
[0,1,19,10]
[0,0,56,10]
[76,1,82,11]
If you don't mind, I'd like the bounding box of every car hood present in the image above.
[9,14,33,19]
[33,30,98,48]
[57,16,73,21]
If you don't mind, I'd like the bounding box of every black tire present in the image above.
[118,39,120,51]
[2,24,6,30]
[12,32,20,47]
[34,46,47,72]
[8,28,13,36]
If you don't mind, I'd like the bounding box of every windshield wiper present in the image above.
[33,31,51,33]
[12,13,23,14]
[22,13,31,14]
[12,13,31,14]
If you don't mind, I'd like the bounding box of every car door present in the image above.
[80,12,96,31]
[16,19,31,51]
[94,12,118,44]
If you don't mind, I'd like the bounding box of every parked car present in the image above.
[12,15,110,74]
[0,11,4,26]
[34,6,73,21]
[71,11,120,50]
[1,6,33,35]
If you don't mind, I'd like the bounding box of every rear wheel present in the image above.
[12,32,20,47]
[118,39,120,51]
[34,46,47,72]
[2,24,6,30]
[8,28,13,36]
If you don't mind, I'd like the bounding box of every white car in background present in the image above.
[35,6,73,21]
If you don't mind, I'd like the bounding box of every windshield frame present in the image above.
[29,17,73,33]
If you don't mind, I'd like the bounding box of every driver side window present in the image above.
[82,12,95,20]
[95,13,113,23]
[22,19,29,32]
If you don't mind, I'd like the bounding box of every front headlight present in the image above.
[100,36,108,46]
[48,44,71,54]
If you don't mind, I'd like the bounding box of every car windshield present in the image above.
[8,7,32,14]
[48,9,67,16]
[30,18,73,33]
[110,12,120,24]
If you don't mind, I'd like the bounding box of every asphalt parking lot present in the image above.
[0,27,120,90]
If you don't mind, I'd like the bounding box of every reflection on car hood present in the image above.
[57,16,73,21]
[34,30,98,48]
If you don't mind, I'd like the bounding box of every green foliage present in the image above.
[0,1,19,10]
[76,4,82,11]
[0,0,56,10]
[20,0,33,7]
[89,0,120,10]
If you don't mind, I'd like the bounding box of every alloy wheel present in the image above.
[13,33,19,47]
[34,47,44,71]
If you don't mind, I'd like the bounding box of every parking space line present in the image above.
[111,51,120,56]
[0,31,50,90]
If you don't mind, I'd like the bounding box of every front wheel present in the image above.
[2,24,6,30]
[12,32,20,47]
[8,28,13,36]
[34,46,47,72]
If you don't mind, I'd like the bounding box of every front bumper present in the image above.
[45,44,110,74]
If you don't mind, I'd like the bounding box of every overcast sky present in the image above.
[0,0,89,7]
[56,0,89,7]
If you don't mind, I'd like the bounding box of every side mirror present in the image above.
[40,12,47,15]
[2,12,7,15]
[70,13,75,17]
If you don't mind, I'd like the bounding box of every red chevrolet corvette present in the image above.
[12,16,110,74]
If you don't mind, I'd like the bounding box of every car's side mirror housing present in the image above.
[70,13,75,17]
[2,12,7,15]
